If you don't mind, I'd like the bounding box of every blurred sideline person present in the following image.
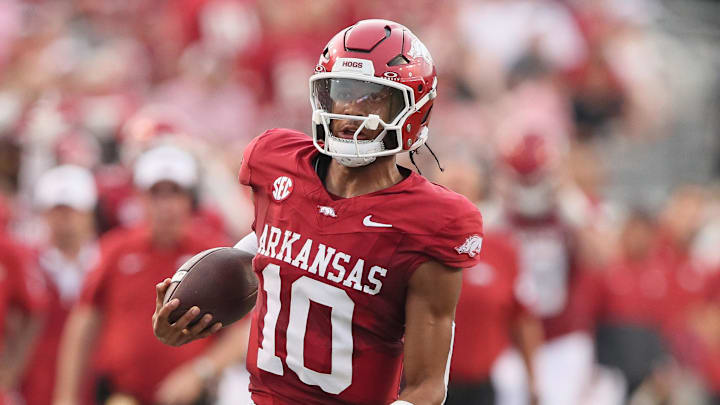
[19,165,100,405]
[440,162,543,405]
[655,187,720,404]
[494,132,597,405]
[701,275,720,405]
[54,146,250,405]
[0,206,46,405]
[589,210,673,401]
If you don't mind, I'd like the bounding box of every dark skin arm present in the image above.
[511,312,543,405]
[398,260,462,405]
[53,305,101,405]
[0,309,43,392]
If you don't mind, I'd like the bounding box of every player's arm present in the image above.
[0,255,46,392]
[233,231,258,255]
[512,313,543,405]
[0,310,43,391]
[53,304,102,405]
[397,260,462,405]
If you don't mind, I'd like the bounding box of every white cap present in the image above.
[133,145,198,190]
[35,165,98,211]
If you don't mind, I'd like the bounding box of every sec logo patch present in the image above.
[272,176,293,201]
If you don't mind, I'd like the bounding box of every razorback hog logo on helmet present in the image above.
[455,235,483,257]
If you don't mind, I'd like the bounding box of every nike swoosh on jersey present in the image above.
[362,215,393,228]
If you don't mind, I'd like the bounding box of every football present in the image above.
[163,247,257,328]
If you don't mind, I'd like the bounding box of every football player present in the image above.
[153,19,484,405]
[495,131,597,405]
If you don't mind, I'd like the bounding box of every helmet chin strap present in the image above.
[326,134,384,167]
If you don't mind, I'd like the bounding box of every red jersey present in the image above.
[239,129,484,405]
[78,226,227,405]
[450,231,527,382]
[508,215,594,339]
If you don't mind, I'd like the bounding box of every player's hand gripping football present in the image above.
[152,278,222,346]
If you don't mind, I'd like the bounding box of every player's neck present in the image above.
[325,156,404,198]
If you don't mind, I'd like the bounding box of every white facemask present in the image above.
[510,181,555,218]
[326,134,384,167]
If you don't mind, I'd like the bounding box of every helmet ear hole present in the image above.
[315,124,327,142]
[387,54,410,66]
[383,130,399,150]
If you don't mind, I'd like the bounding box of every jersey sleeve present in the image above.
[238,136,260,187]
[411,204,484,270]
[238,130,277,187]
[7,248,47,315]
[239,128,314,188]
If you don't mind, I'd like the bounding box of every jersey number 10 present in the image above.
[256,263,354,394]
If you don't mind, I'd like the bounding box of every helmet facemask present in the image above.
[310,73,423,167]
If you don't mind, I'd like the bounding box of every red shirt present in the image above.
[594,255,673,328]
[654,243,720,393]
[450,231,527,382]
[78,226,227,405]
[240,129,484,405]
[0,233,46,405]
[0,233,46,350]
[21,245,98,405]
[700,273,720,393]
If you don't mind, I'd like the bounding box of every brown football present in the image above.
[163,247,257,328]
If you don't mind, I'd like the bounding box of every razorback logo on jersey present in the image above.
[272,176,293,201]
[455,235,483,257]
[318,205,337,217]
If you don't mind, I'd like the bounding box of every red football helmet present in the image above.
[499,132,558,182]
[498,132,563,218]
[309,19,437,167]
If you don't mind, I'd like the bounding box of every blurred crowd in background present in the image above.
[1,0,720,404]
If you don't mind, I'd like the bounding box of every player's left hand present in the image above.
[154,363,206,405]
[152,278,222,346]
